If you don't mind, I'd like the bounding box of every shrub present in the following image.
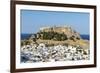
[39,31,67,41]
[76,37,80,40]
[69,36,75,41]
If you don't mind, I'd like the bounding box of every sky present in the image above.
[21,10,90,34]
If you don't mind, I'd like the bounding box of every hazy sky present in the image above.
[21,10,90,34]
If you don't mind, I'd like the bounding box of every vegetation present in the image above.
[76,37,80,40]
[21,40,31,46]
[39,31,68,41]
[69,35,75,41]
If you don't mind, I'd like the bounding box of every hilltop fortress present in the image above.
[39,26,81,39]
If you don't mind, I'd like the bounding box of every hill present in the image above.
[21,26,89,49]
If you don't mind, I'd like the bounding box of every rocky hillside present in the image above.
[22,26,89,49]
[29,26,81,41]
